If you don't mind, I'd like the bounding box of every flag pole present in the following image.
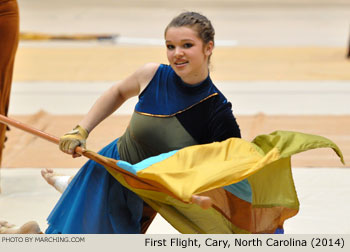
[0,114,212,209]
[0,114,84,158]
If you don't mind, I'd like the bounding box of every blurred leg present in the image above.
[0,0,19,182]
[0,220,42,234]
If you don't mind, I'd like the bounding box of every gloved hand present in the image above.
[59,125,89,157]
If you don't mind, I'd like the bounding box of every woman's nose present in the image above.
[174,47,184,57]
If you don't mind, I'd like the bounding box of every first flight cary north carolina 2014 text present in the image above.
[144,237,345,248]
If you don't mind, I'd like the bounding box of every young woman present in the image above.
[44,11,241,234]
[1,11,344,235]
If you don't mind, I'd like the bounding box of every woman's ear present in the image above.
[204,41,214,57]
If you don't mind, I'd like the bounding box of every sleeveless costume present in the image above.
[46,64,241,234]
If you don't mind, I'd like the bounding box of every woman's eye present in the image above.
[166,44,175,50]
[183,43,193,48]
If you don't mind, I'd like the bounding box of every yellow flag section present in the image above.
[98,130,344,234]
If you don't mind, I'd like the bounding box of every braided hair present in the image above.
[165,11,215,47]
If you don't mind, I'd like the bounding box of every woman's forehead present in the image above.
[165,26,200,41]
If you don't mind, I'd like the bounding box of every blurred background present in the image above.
[1,0,350,234]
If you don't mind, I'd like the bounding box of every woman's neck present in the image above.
[181,67,209,85]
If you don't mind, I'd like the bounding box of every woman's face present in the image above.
[165,26,213,84]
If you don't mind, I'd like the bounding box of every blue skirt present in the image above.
[45,139,144,234]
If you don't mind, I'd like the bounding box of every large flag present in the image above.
[83,130,344,234]
[0,115,344,233]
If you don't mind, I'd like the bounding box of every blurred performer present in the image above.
[0,0,19,170]
[0,1,29,232]
[0,220,42,234]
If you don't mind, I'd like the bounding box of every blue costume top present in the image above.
[46,64,240,234]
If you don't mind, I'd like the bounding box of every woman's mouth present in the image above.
[174,61,189,67]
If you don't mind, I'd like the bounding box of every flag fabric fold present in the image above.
[84,130,343,233]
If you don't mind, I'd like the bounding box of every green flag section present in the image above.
[88,130,344,234]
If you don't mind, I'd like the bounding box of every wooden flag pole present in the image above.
[0,114,212,209]
[0,114,84,158]
[0,114,58,144]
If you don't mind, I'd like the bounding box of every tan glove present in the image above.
[59,125,89,156]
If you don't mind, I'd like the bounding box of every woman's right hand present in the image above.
[59,125,89,158]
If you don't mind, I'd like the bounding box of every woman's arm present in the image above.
[59,63,159,156]
[79,62,159,133]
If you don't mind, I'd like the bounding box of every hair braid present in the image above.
[165,11,215,46]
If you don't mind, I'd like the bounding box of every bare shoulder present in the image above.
[135,62,160,88]
[139,62,160,74]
